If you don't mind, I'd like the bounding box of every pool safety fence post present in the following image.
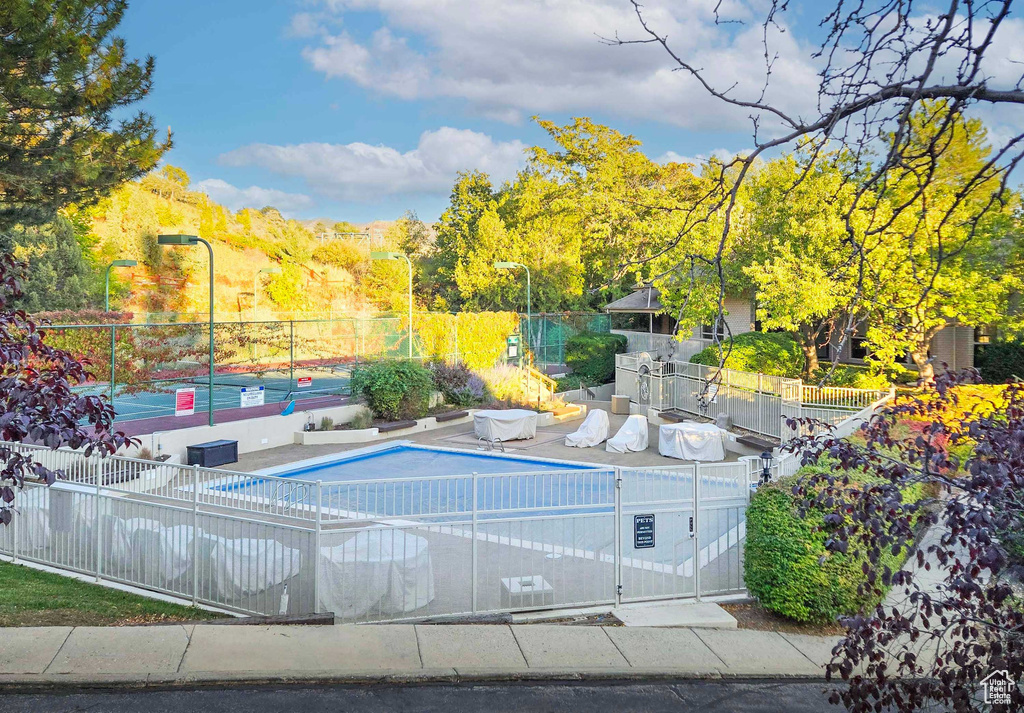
[192,464,200,606]
[314,480,322,614]
[693,462,701,602]
[613,467,622,607]
[471,471,478,613]
[94,460,102,582]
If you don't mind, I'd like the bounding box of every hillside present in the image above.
[86,168,398,321]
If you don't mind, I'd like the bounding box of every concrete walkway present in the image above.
[0,624,840,687]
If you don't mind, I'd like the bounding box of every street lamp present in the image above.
[158,234,215,427]
[104,259,137,405]
[370,251,414,359]
[494,261,531,356]
[253,266,282,320]
[760,450,774,486]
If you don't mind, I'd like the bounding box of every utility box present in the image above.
[187,439,238,468]
[611,394,631,415]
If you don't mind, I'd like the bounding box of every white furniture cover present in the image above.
[606,414,649,453]
[473,409,538,441]
[564,409,609,448]
[319,530,434,619]
[658,422,727,461]
[207,537,303,599]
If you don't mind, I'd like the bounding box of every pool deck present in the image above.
[233,402,746,474]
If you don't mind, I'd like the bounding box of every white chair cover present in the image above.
[606,414,649,453]
[207,537,303,599]
[564,409,610,448]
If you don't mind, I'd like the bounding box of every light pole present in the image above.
[370,251,414,359]
[494,261,531,355]
[104,259,137,406]
[158,235,215,427]
[253,265,282,320]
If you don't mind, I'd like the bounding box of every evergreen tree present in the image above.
[0,0,168,230]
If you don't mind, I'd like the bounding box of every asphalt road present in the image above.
[3,680,844,713]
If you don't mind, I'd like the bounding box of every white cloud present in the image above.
[192,178,314,214]
[218,127,527,201]
[656,148,741,165]
[294,0,821,131]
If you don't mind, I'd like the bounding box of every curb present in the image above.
[0,667,831,692]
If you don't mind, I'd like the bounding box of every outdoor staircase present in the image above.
[520,365,559,407]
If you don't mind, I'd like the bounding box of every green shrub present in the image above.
[975,339,1024,383]
[811,364,892,389]
[318,416,334,431]
[690,332,803,377]
[428,361,489,407]
[350,359,433,421]
[565,332,627,384]
[744,466,924,623]
[348,406,374,430]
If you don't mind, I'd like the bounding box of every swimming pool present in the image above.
[241,443,612,521]
[258,443,599,482]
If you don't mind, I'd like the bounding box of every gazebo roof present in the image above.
[604,286,663,314]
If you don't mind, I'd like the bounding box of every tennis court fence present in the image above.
[41,312,611,422]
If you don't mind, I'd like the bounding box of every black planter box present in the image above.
[186,439,239,468]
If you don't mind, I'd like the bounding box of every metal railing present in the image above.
[0,448,755,621]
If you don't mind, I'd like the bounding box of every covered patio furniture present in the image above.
[606,414,649,453]
[658,422,727,461]
[206,536,303,600]
[473,409,538,441]
[564,409,609,448]
[318,530,434,620]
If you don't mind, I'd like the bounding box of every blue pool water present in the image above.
[268,444,598,483]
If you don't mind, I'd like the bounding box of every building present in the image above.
[604,285,976,370]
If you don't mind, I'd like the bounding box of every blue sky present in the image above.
[115,0,1020,224]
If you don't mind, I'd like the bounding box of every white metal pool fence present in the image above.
[614,353,892,441]
[0,442,798,622]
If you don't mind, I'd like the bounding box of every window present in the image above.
[701,321,726,341]
[975,324,998,345]
[815,341,831,360]
[850,336,870,360]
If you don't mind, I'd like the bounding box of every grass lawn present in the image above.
[0,560,229,627]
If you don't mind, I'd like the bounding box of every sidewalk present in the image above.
[0,623,839,688]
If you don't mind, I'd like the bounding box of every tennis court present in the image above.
[82,365,352,422]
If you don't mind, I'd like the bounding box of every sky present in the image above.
[116,0,1022,224]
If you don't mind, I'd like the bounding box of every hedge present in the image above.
[690,331,803,377]
[975,339,1024,383]
[350,359,433,421]
[415,312,520,371]
[565,332,627,384]
[744,466,924,623]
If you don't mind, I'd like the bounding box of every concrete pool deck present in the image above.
[234,402,747,474]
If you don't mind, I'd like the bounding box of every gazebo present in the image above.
[603,286,674,334]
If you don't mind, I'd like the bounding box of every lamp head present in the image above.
[493,261,520,269]
[111,259,138,267]
[263,266,282,274]
[370,251,401,260]
[158,234,199,245]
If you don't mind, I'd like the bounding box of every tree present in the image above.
[613,0,1023,379]
[0,255,131,525]
[864,105,1017,382]
[2,214,101,312]
[0,0,168,231]
[432,171,496,310]
[738,152,862,379]
[790,375,1023,712]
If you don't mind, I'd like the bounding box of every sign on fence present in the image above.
[240,385,265,408]
[634,514,655,549]
[175,388,195,417]
[297,376,313,388]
